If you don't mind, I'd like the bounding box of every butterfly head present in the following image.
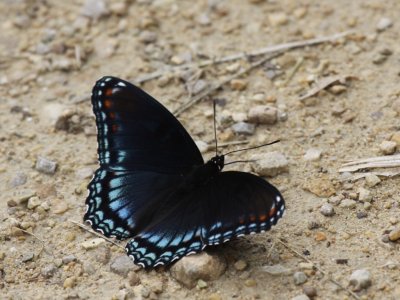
[210,155,225,171]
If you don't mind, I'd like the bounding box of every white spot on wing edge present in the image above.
[154,261,164,267]
[117,81,127,87]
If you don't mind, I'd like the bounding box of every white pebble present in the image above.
[349,269,372,291]
[339,199,357,209]
[248,105,278,125]
[379,140,397,155]
[365,174,381,187]
[251,151,288,177]
[376,17,393,31]
[320,203,335,216]
[81,238,106,250]
[358,187,372,202]
[303,148,322,161]
[27,196,41,210]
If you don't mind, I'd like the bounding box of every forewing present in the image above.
[91,76,203,173]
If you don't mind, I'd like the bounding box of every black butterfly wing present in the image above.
[91,76,203,172]
[202,171,285,245]
[125,171,285,268]
[84,169,182,238]
[84,76,203,238]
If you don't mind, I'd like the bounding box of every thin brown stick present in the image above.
[69,220,125,250]
[134,31,352,84]
[277,239,360,300]
[174,52,282,116]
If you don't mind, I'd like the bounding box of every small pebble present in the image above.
[170,252,226,288]
[35,156,57,175]
[356,211,368,219]
[63,277,76,289]
[208,293,222,300]
[248,105,278,124]
[379,140,397,155]
[75,167,94,180]
[83,262,96,275]
[314,232,327,241]
[197,279,208,289]
[376,17,393,31]
[52,201,69,214]
[230,79,247,91]
[365,174,381,187]
[234,260,248,271]
[81,238,105,250]
[10,172,27,187]
[244,279,257,287]
[349,269,372,291]
[261,264,292,276]
[138,31,157,43]
[302,285,317,298]
[231,122,255,135]
[320,203,335,217]
[293,272,308,285]
[81,0,109,19]
[62,254,77,264]
[110,255,139,276]
[303,148,322,161]
[27,196,41,210]
[251,151,288,177]
[291,295,310,300]
[329,85,347,95]
[358,187,372,202]
[21,252,35,262]
[339,199,357,209]
[268,12,288,26]
[303,177,335,198]
[389,228,400,241]
[41,263,57,278]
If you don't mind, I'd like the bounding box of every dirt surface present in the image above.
[1,0,400,299]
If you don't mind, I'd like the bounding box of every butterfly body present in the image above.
[84,76,285,268]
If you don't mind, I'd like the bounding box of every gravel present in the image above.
[349,269,372,291]
[35,156,57,175]
[251,151,288,177]
[110,255,139,276]
[231,122,255,135]
[170,252,226,288]
[320,203,335,216]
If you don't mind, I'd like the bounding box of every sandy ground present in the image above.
[1,0,400,299]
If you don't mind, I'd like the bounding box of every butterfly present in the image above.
[84,76,285,268]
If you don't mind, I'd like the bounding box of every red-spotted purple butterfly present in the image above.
[84,76,285,268]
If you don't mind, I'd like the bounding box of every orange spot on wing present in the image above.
[104,100,112,109]
[259,214,267,222]
[105,88,113,96]
[268,207,277,217]
[250,215,256,222]
[109,112,116,119]
[239,216,245,224]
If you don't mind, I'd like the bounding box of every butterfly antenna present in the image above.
[223,140,280,156]
[213,99,218,156]
[224,159,256,166]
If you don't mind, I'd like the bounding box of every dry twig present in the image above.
[339,154,400,172]
[278,239,360,300]
[134,31,352,84]
[69,220,125,250]
[174,53,281,116]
